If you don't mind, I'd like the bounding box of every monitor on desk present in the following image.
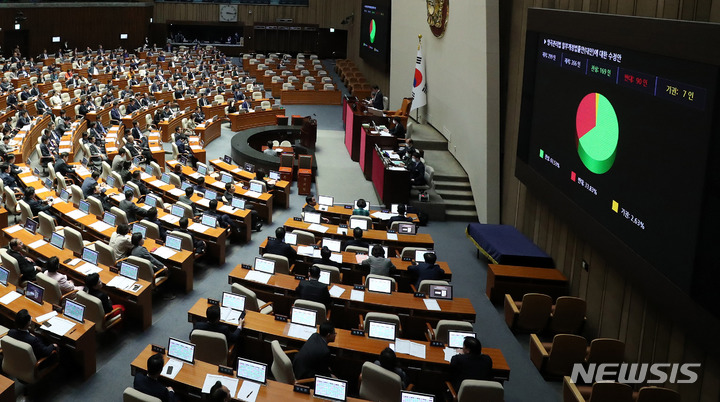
[145,165,154,175]
[353,200,370,211]
[231,197,246,210]
[132,156,141,166]
[167,337,195,365]
[244,162,255,173]
[171,205,185,218]
[60,189,70,203]
[314,376,348,402]
[81,157,89,167]
[201,214,217,228]
[132,223,147,239]
[249,182,263,193]
[79,200,90,214]
[181,181,192,191]
[82,247,99,266]
[63,299,85,323]
[322,238,342,253]
[178,156,188,166]
[269,170,281,181]
[428,284,453,300]
[165,235,183,251]
[119,261,139,281]
[397,223,416,235]
[236,357,267,385]
[24,218,38,235]
[161,173,171,184]
[254,257,275,274]
[204,189,217,200]
[221,292,246,311]
[415,250,434,263]
[196,163,207,176]
[106,176,115,188]
[291,306,317,327]
[103,212,117,226]
[367,276,393,294]
[349,218,368,231]
[447,330,476,349]
[318,195,334,207]
[367,320,396,341]
[25,282,44,305]
[318,269,331,285]
[390,204,399,214]
[284,232,297,245]
[49,232,65,249]
[304,212,321,224]
[144,194,159,208]
[401,391,435,402]
[43,178,53,189]
[223,155,232,164]
[0,266,9,286]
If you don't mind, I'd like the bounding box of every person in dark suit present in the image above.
[134,353,178,402]
[130,121,143,141]
[313,246,341,270]
[130,232,166,272]
[295,265,331,307]
[449,337,493,392]
[264,227,297,262]
[35,97,51,116]
[292,322,337,380]
[119,189,147,222]
[23,186,52,216]
[0,163,20,190]
[407,252,445,289]
[130,171,149,196]
[7,239,42,282]
[53,152,75,177]
[368,85,384,109]
[178,187,198,216]
[145,207,167,242]
[192,305,243,346]
[178,217,206,254]
[84,272,125,317]
[8,309,58,359]
[409,151,426,186]
[343,227,370,251]
[388,204,414,226]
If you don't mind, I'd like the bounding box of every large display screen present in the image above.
[359,0,391,71]
[516,9,720,315]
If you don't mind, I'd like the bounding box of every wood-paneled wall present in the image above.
[501,1,720,401]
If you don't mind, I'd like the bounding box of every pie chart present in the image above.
[575,93,619,174]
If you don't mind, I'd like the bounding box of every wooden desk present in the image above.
[344,99,387,162]
[194,118,223,145]
[486,264,569,303]
[208,158,291,209]
[158,109,192,142]
[131,344,366,402]
[228,109,285,132]
[360,127,399,180]
[282,218,434,254]
[121,104,162,132]
[280,89,342,105]
[372,147,410,205]
[0,281,97,379]
[0,375,13,402]
[308,204,418,228]
[228,265,473,340]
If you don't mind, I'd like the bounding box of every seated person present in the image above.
[206,199,239,235]
[130,232,166,273]
[449,337,493,392]
[8,309,58,360]
[119,189,147,222]
[177,217,206,254]
[84,273,124,318]
[292,322,337,380]
[0,163,20,190]
[407,252,445,289]
[352,198,370,216]
[263,141,277,156]
[81,171,101,198]
[302,195,330,223]
[409,151,426,186]
[361,245,396,277]
[264,227,297,262]
[387,117,406,139]
[313,246,341,269]
[342,227,370,251]
[209,382,231,402]
[192,304,243,347]
[110,223,132,260]
[130,171,149,196]
[145,207,167,242]
[43,256,81,293]
[23,186,52,216]
[53,152,76,178]
[372,347,409,388]
[178,187,198,216]
[388,204,414,225]
[7,239,42,282]
[295,265,331,307]
[134,353,178,402]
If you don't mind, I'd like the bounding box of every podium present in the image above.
[297,154,313,195]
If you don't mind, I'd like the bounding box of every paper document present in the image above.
[329,286,345,298]
[160,214,181,224]
[386,233,398,241]
[371,212,393,220]
[44,316,75,337]
[22,176,39,183]
[336,227,347,235]
[395,339,411,354]
[443,347,460,362]
[36,187,49,194]
[311,250,322,259]
[237,380,261,402]
[245,271,271,284]
[231,168,242,173]
[106,276,136,291]
[355,254,369,264]
[409,342,427,359]
[244,190,261,198]
[0,292,22,305]
[188,223,210,233]
[423,299,441,311]
[140,172,152,180]
[394,339,426,359]
[189,172,202,179]
[329,253,343,264]
[296,246,314,256]
[37,311,58,323]
[220,306,242,325]
[196,198,210,207]
[202,374,239,396]
[168,188,185,197]
[219,205,236,214]
[153,246,177,259]
[68,258,81,266]
[161,358,183,380]
[148,180,165,187]
[350,290,365,302]
[28,239,48,249]
[66,209,87,220]
[5,225,22,234]
[89,221,113,233]
[76,263,103,275]
[76,167,91,176]
[287,323,316,340]
[111,194,125,202]
[308,224,328,233]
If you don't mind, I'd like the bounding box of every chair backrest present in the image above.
[168,172,182,188]
[417,280,449,294]
[546,334,588,376]
[261,100,271,109]
[249,179,267,193]
[434,320,474,343]
[549,296,586,334]
[110,206,129,225]
[94,241,117,267]
[261,253,290,275]
[345,245,369,254]
[126,256,155,284]
[63,226,85,255]
[87,197,104,217]
[171,143,179,160]
[145,114,153,127]
[231,283,261,312]
[323,84,335,90]
[252,91,262,100]
[174,202,195,220]
[18,200,33,222]
[457,379,504,402]
[0,249,22,286]
[400,247,426,260]
[150,162,164,179]
[1,337,38,383]
[359,361,402,402]
[293,299,326,326]
[587,338,625,365]
[101,161,111,180]
[125,181,141,199]
[635,387,681,402]
[110,171,124,188]
[168,230,193,251]
[190,329,228,366]
[314,264,340,284]
[123,387,162,402]
[350,215,372,229]
[38,211,56,239]
[298,154,312,169]
[70,184,85,205]
[36,272,63,305]
[138,220,160,241]
[365,274,396,289]
[516,293,553,332]
[364,312,400,336]
[588,381,634,402]
[270,340,295,384]
[279,140,292,147]
[292,230,315,245]
[76,290,107,333]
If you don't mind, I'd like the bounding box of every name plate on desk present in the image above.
[207,298,219,305]
[413,292,426,298]
[109,266,119,274]
[293,384,311,394]
[293,217,302,221]
[353,285,365,291]
[402,257,413,262]
[151,344,166,354]
[218,365,234,375]
[241,264,252,270]
[344,205,352,209]
[430,341,445,347]
[387,230,396,234]
[339,224,348,228]
[295,275,306,281]
[267,237,277,241]
[351,329,365,336]
[274,315,288,322]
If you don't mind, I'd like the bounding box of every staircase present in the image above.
[433,174,478,221]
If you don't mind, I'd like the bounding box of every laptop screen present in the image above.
[132,223,147,238]
[25,282,44,305]
[269,170,280,181]
[165,235,182,251]
[145,194,158,207]
[401,391,435,402]
[49,232,65,249]
[322,238,342,253]
[291,306,317,327]
[79,200,90,214]
[221,292,246,311]
[145,165,154,175]
[367,320,396,341]
[249,182,263,193]
[171,205,185,218]
[196,163,207,176]
[82,247,99,265]
[43,178,53,189]
[64,299,85,322]
[447,330,476,349]
[314,376,348,402]
[106,175,115,188]
[220,173,233,184]
[119,261,139,280]
[254,257,275,274]
[204,189,217,200]
[161,173,170,184]
[236,358,267,384]
[318,195,334,206]
[181,181,192,190]
[415,250,433,262]
[397,223,416,235]
[390,204,399,214]
[0,267,8,286]
[103,212,117,226]
[284,232,297,245]
[231,197,246,209]
[24,218,38,235]
[123,184,133,195]
[167,337,195,364]
[303,212,321,224]
[367,277,392,294]
[201,214,217,228]
[243,162,255,173]
[428,284,453,300]
[353,200,370,211]
[223,155,232,164]
[60,189,70,202]
[349,218,368,231]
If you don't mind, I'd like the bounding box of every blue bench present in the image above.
[466,223,554,268]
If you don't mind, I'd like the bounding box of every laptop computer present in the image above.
[318,195,334,207]
[249,182,263,193]
[254,257,275,274]
[397,223,417,235]
[367,276,393,294]
[291,306,317,327]
[220,173,233,184]
[314,376,348,402]
[303,212,321,224]
[165,235,183,251]
[123,184,134,195]
[284,232,297,245]
[181,181,193,191]
[415,250,434,262]
[0,266,9,286]
[119,261,139,281]
[103,211,117,226]
[49,232,65,249]
[428,284,453,300]
[167,337,195,364]
[221,292,246,312]
[367,320,396,341]
[106,175,116,188]
[24,218,38,235]
[236,357,267,385]
[268,170,281,181]
[223,155,232,164]
[196,163,207,176]
[63,299,85,323]
[82,247,99,266]
[243,162,255,173]
[170,204,185,218]
[401,391,435,402]
[322,238,342,253]
[25,282,44,305]
[201,214,217,228]
[145,194,159,208]
[161,173,171,184]
[231,197,246,210]
[60,189,71,202]
[132,223,147,239]
[204,189,217,200]
[447,330,476,349]
[349,218,368,231]
[79,200,90,214]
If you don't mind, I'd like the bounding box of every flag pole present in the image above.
[416,34,421,123]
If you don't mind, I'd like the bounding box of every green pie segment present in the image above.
[575,93,619,174]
